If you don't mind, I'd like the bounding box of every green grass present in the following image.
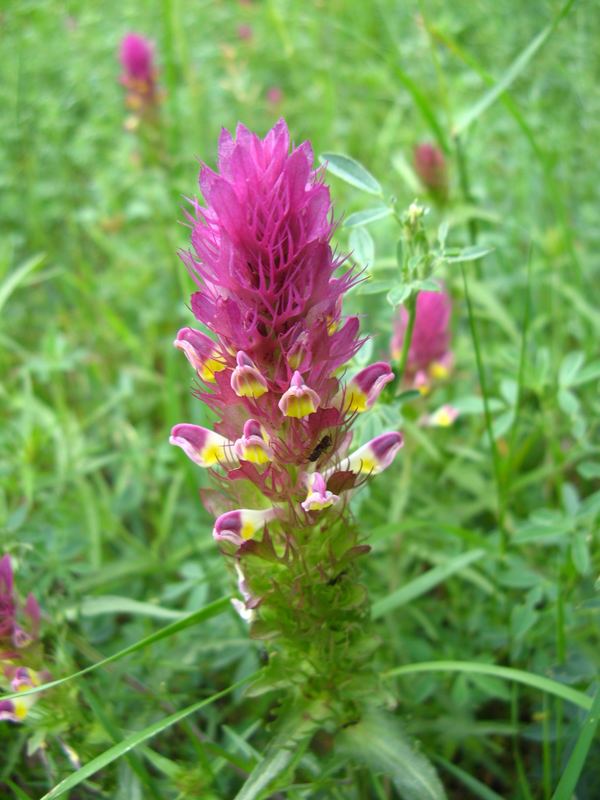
[1,0,599,797]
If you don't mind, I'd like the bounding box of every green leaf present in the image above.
[551,686,600,800]
[319,153,382,195]
[558,351,584,387]
[434,756,504,800]
[349,227,375,268]
[344,205,392,228]
[339,711,446,800]
[40,672,259,800]
[372,550,486,619]
[445,245,493,263]
[453,0,576,134]
[577,462,600,480]
[234,702,323,800]
[570,359,600,386]
[387,284,412,307]
[0,253,46,315]
[75,595,188,620]
[1,596,231,702]
[383,662,593,710]
[571,533,591,575]
[359,279,391,295]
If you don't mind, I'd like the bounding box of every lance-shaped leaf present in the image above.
[319,153,382,195]
[339,710,447,800]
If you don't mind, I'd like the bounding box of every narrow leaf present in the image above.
[76,595,187,620]
[234,703,323,800]
[0,253,46,315]
[40,672,259,800]
[349,227,375,269]
[319,153,382,195]
[384,661,593,710]
[445,245,493,263]
[1,596,231,702]
[434,756,504,800]
[453,0,576,134]
[372,550,485,619]
[344,206,392,228]
[340,711,446,800]
[551,685,600,800]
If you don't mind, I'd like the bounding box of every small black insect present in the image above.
[327,569,348,587]
[308,435,332,462]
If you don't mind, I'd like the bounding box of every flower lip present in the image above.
[278,371,320,418]
[329,431,404,478]
[346,362,394,413]
[301,472,339,512]
[234,419,273,464]
[213,508,276,546]
[230,351,269,399]
[169,424,236,468]
[174,327,226,382]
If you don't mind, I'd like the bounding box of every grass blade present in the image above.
[454,0,577,135]
[234,702,323,800]
[372,550,485,619]
[551,685,600,800]
[433,755,504,800]
[384,661,593,710]
[1,596,231,702]
[40,671,259,800]
[0,253,45,315]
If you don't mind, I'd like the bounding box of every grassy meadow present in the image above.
[1,0,599,797]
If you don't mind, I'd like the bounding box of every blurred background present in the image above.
[1,1,599,797]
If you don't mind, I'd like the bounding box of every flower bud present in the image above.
[414,142,447,199]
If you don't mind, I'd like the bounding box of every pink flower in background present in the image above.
[414,142,448,200]
[237,24,253,41]
[0,555,45,723]
[171,120,403,618]
[119,33,159,112]
[266,86,283,106]
[391,286,453,393]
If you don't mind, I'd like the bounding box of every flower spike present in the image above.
[345,362,394,413]
[301,472,339,512]
[174,328,226,382]
[169,424,236,468]
[234,420,273,465]
[213,508,277,546]
[279,372,320,418]
[230,352,269,399]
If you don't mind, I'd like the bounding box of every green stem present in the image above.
[454,136,478,247]
[395,294,418,387]
[461,262,507,545]
[454,132,506,545]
